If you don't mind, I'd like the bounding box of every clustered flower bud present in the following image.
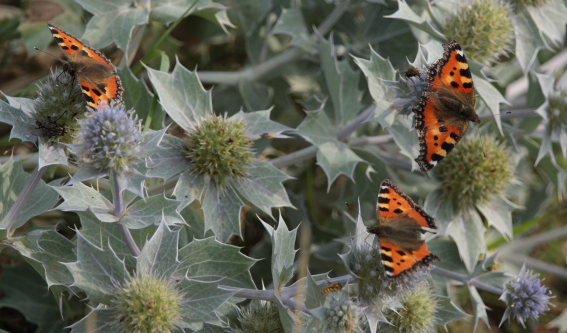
[444,0,514,64]
[112,275,182,333]
[233,300,284,333]
[323,295,359,333]
[383,282,438,333]
[73,104,142,171]
[347,245,386,303]
[33,71,86,141]
[435,134,512,211]
[500,266,552,327]
[387,67,430,116]
[185,115,253,186]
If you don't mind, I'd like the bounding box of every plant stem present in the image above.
[3,165,46,237]
[110,169,140,256]
[110,170,124,217]
[430,266,503,295]
[220,264,504,313]
[271,104,388,168]
[198,49,302,85]
[502,254,567,280]
[197,0,351,85]
[132,0,200,73]
[121,223,141,257]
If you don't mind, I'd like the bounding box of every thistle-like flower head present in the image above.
[323,294,360,333]
[33,71,86,141]
[383,281,438,333]
[500,266,552,327]
[387,67,430,116]
[73,103,143,172]
[185,114,253,186]
[112,275,182,333]
[444,0,514,64]
[435,134,513,211]
[233,300,284,333]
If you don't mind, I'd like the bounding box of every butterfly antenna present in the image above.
[33,46,61,61]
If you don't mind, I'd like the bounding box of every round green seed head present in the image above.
[384,282,438,333]
[435,134,513,211]
[444,0,514,65]
[113,275,182,333]
[234,301,284,333]
[185,115,253,186]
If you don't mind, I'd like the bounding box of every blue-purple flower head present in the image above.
[500,265,552,327]
[74,104,142,172]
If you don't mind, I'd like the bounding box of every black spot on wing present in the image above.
[81,85,90,91]
[463,82,473,89]
[379,207,389,212]
[382,246,391,252]
[379,187,390,194]
[455,53,466,63]
[450,133,460,140]
[54,37,64,43]
[393,208,403,214]
[441,142,455,152]
[460,68,472,78]
[450,81,459,88]
[378,197,390,204]
[71,45,79,50]
[439,126,448,133]
[61,46,69,50]
[381,254,393,262]
[85,95,95,104]
[92,89,102,97]
[397,250,405,256]
[431,153,444,162]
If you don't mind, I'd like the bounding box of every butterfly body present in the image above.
[367,179,438,278]
[414,41,479,171]
[47,24,122,109]
[367,217,424,252]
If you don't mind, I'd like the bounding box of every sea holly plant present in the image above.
[0,0,566,332]
[146,61,293,241]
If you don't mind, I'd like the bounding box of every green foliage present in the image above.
[0,0,566,331]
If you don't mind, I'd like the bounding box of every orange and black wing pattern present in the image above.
[414,41,476,171]
[47,24,123,109]
[376,179,438,278]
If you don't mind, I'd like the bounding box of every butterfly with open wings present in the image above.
[47,24,123,109]
[366,179,438,278]
[413,41,479,171]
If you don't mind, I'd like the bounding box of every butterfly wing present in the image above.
[376,179,438,278]
[380,242,436,278]
[47,24,123,108]
[414,41,476,171]
[377,179,435,229]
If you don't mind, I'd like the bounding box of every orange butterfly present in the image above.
[413,41,479,171]
[367,179,438,278]
[47,24,123,109]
